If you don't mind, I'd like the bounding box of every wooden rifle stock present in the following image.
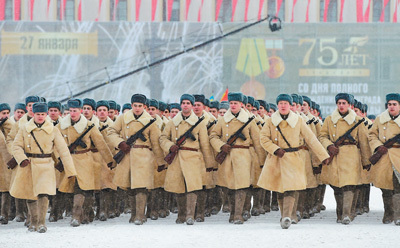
[369,133,400,165]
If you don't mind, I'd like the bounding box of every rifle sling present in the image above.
[30,131,44,155]
[276,124,292,148]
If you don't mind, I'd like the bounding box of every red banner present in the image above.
[0,0,5,21]
[231,0,238,21]
[60,0,66,20]
[95,0,103,21]
[257,0,264,20]
[197,0,203,22]
[339,0,345,22]
[394,0,400,22]
[135,0,141,21]
[185,0,190,21]
[14,0,20,20]
[30,0,35,21]
[215,0,223,21]
[78,0,82,21]
[167,0,173,21]
[152,0,157,21]
[113,0,119,21]
[275,0,283,16]
[379,0,390,22]
[323,0,330,22]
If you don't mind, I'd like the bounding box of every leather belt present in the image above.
[283,147,300,152]
[91,148,99,153]
[338,141,359,148]
[25,153,52,158]
[231,145,250,149]
[132,145,152,151]
[391,145,400,148]
[299,145,309,150]
[71,149,90,155]
[179,147,198,152]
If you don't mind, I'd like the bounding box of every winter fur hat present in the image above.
[122,103,132,112]
[130,94,147,105]
[48,101,62,111]
[96,100,110,110]
[193,94,206,105]
[386,93,400,103]
[25,95,40,105]
[209,101,220,110]
[159,101,168,111]
[228,92,243,103]
[32,102,48,113]
[180,94,195,105]
[170,103,181,111]
[276,94,293,105]
[67,99,83,109]
[0,103,11,112]
[335,93,351,104]
[83,98,96,110]
[149,99,159,109]
[14,103,27,113]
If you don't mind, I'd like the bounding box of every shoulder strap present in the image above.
[30,131,44,154]
[276,124,292,148]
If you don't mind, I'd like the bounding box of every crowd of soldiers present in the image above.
[0,91,399,232]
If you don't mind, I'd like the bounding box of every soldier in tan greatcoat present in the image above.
[318,93,371,225]
[10,102,76,233]
[108,94,165,225]
[368,93,400,225]
[209,93,264,224]
[160,94,214,225]
[258,94,329,229]
[57,99,113,227]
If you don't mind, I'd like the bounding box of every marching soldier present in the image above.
[108,101,118,121]
[209,92,264,224]
[160,94,214,225]
[108,94,165,225]
[169,103,181,119]
[258,94,329,229]
[219,101,229,117]
[10,102,76,233]
[93,100,117,221]
[368,93,400,225]
[57,99,113,227]
[318,93,371,225]
[209,101,220,119]
[122,103,132,114]
[48,101,62,125]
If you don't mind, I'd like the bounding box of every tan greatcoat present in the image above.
[318,109,371,188]
[10,118,76,200]
[0,131,12,192]
[160,111,214,194]
[257,111,329,193]
[368,110,400,190]
[108,110,164,190]
[209,108,265,190]
[57,114,113,193]
[93,117,117,190]
[153,114,167,189]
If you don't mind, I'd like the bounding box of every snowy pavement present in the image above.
[0,186,396,248]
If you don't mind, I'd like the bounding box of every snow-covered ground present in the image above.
[0,186,396,248]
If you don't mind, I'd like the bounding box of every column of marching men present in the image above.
[0,91,399,232]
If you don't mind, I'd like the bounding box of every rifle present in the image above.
[369,133,400,165]
[113,118,156,164]
[55,123,95,172]
[326,118,365,165]
[164,116,204,165]
[215,116,255,164]
[306,117,315,125]
[207,120,217,130]
[99,124,108,132]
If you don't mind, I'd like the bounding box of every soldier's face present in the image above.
[170,109,179,118]
[209,108,218,118]
[96,106,109,121]
[219,109,227,116]
[34,112,47,124]
[278,101,290,115]
[387,101,400,117]
[108,109,115,118]
[251,107,258,115]
[268,109,275,117]
[132,103,144,116]
[83,105,94,120]
[245,103,253,112]
[337,100,350,114]
[14,109,25,121]
[181,100,193,115]
[26,102,34,116]
[63,110,69,117]
[69,108,82,121]
[302,102,310,113]
[164,109,170,118]
[258,106,265,117]
[148,106,158,118]
[48,108,60,121]
[0,110,10,119]
[354,108,363,117]
[193,102,204,116]
[290,103,297,112]
[230,101,241,114]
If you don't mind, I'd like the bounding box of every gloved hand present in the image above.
[206,167,213,172]
[212,168,218,171]
[327,145,339,156]
[20,159,30,168]
[274,148,286,158]
[169,145,179,153]
[221,144,232,153]
[376,145,388,155]
[363,164,371,171]
[157,164,167,172]
[118,141,131,154]
[313,165,322,175]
